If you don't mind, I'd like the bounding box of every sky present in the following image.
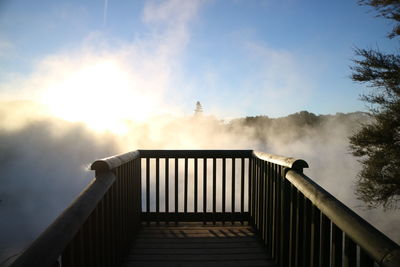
[0,0,399,125]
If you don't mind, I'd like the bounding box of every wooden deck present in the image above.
[123,222,277,267]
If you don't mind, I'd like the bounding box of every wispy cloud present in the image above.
[0,0,206,131]
[103,0,109,27]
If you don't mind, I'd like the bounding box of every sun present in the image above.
[39,60,155,134]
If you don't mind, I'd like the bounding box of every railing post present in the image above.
[280,167,291,267]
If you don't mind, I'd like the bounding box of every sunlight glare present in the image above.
[40,60,155,134]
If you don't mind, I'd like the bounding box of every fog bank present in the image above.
[1,105,399,265]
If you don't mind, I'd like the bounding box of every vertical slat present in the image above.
[231,158,236,215]
[262,160,267,238]
[184,158,188,213]
[248,157,252,221]
[258,160,264,236]
[175,158,178,221]
[332,223,343,267]
[165,158,169,215]
[295,192,304,267]
[262,161,269,244]
[254,159,259,230]
[303,199,312,267]
[252,158,256,226]
[61,240,73,267]
[272,163,278,260]
[320,213,331,267]
[105,186,112,266]
[194,158,198,213]
[156,158,160,221]
[360,249,375,267]
[289,185,297,267]
[311,206,321,267]
[240,158,245,216]
[86,212,94,267]
[275,165,282,263]
[146,158,150,214]
[344,235,357,267]
[100,198,106,267]
[267,162,273,252]
[213,158,217,219]
[280,176,290,267]
[203,158,207,223]
[110,182,117,265]
[222,158,226,215]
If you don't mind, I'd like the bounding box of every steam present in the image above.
[0,0,399,265]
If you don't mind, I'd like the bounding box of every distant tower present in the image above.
[194,101,203,115]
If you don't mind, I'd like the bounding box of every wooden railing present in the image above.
[138,150,252,223]
[9,149,400,267]
[251,151,400,267]
[10,151,142,267]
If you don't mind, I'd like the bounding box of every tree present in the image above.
[194,101,203,115]
[358,0,400,38]
[350,1,400,208]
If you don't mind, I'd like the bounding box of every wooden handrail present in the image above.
[252,152,400,267]
[138,149,253,158]
[252,151,309,172]
[91,150,140,172]
[286,170,400,267]
[10,172,115,267]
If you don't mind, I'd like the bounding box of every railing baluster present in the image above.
[259,159,264,236]
[240,158,245,222]
[105,185,112,267]
[184,158,188,214]
[304,199,312,267]
[267,162,273,251]
[289,185,297,267]
[203,158,207,224]
[255,159,260,230]
[222,158,226,217]
[194,158,198,213]
[156,158,160,220]
[165,158,169,216]
[262,160,267,238]
[360,248,375,267]
[296,192,304,267]
[280,175,290,267]
[231,158,236,222]
[344,234,357,267]
[175,158,178,223]
[146,158,150,214]
[332,223,343,267]
[275,165,282,264]
[213,157,217,224]
[311,205,321,267]
[272,164,279,259]
[248,157,253,223]
[320,213,331,267]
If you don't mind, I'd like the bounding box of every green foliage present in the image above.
[350,2,400,208]
[359,0,400,38]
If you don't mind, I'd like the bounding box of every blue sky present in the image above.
[0,0,398,121]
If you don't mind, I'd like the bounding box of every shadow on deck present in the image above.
[124,222,276,267]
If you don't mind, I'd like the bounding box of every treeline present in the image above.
[226,111,371,144]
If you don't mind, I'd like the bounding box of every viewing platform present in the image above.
[9,150,400,267]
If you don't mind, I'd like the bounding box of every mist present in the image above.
[1,0,399,265]
[1,103,399,265]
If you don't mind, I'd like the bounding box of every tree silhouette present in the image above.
[350,1,400,208]
[194,101,203,115]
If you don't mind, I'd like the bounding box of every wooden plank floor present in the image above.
[122,222,277,267]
